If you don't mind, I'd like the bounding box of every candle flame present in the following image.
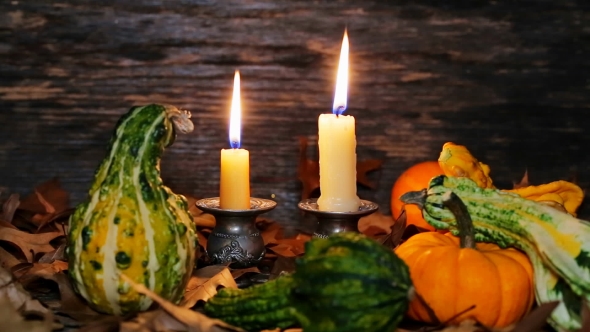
[229,70,241,148]
[333,30,349,115]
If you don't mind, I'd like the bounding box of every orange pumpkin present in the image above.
[391,161,443,231]
[394,194,534,328]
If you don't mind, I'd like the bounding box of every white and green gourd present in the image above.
[401,175,590,331]
[66,104,198,315]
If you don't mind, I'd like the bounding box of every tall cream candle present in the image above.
[219,71,251,210]
[317,30,360,212]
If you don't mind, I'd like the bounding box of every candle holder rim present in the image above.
[196,197,277,216]
[298,198,379,218]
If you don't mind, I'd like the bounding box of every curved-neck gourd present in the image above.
[66,104,198,315]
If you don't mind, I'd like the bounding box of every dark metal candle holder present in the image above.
[196,197,277,268]
[298,198,379,238]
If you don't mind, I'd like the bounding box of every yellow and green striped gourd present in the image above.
[67,104,198,315]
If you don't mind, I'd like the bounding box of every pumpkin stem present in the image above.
[400,189,427,209]
[441,191,475,249]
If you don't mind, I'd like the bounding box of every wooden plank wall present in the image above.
[1,0,589,226]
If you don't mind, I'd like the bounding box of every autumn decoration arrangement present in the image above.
[2,105,590,332]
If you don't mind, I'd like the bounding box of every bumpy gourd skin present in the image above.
[67,104,198,315]
[204,232,413,332]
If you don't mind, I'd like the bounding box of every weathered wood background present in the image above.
[1,0,590,225]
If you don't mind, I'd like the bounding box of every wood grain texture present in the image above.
[1,0,589,225]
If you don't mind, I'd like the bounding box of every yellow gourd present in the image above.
[438,142,584,215]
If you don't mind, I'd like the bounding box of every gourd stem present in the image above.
[441,191,475,249]
[400,189,427,209]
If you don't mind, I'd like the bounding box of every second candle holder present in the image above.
[298,198,379,238]
[196,197,277,268]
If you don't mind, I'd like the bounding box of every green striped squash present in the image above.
[66,104,198,315]
[204,232,413,332]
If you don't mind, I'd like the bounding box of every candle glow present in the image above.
[333,30,349,115]
[317,30,360,212]
[220,70,251,210]
[229,71,241,148]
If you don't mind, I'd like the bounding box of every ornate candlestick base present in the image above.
[298,198,379,238]
[196,197,277,268]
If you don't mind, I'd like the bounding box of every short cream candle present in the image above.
[317,30,360,212]
[219,71,251,210]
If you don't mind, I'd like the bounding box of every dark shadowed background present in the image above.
[1,0,589,226]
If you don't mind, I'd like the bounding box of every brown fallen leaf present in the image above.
[18,178,69,215]
[76,315,121,332]
[231,266,261,280]
[359,211,395,237]
[356,159,383,189]
[120,309,187,332]
[50,273,106,324]
[261,221,282,246]
[0,246,22,270]
[0,226,63,262]
[0,296,56,332]
[121,274,244,332]
[297,136,320,201]
[38,243,66,264]
[2,193,20,223]
[10,261,104,324]
[269,256,297,281]
[511,301,559,332]
[0,266,52,316]
[513,170,530,189]
[379,209,407,250]
[268,238,307,257]
[14,261,69,286]
[181,265,238,308]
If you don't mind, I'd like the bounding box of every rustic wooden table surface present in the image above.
[1,0,589,225]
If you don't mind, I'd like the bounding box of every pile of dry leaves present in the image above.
[0,177,578,332]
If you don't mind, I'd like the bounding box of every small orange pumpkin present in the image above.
[394,193,534,328]
[391,161,443,231]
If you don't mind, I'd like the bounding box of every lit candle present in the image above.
[220,71,251,210]
[317,30,361,212]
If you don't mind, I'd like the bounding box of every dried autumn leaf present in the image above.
[358,211,394,237]
[0,226,63,262]
[379,209,407,250]
[261,222,282,246]
[49,273,105,323]
[14,261,69,286]
[356,159,383,189]
[181,265,238,308]
[120,309,186,332]
[0,266,51,315]
[0,296,55,332]
[269,256,296,281]
[0,246,22,270]
[231,266,261,280]
[2,193,20,223]
[38,243,66,264]
[438,319,481,332]
[513,170,530,189]
[18,178,69,215]
[268,237,307,257]
[297,137,320,201]
[121,274,244,332]
[511,301,559,332]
